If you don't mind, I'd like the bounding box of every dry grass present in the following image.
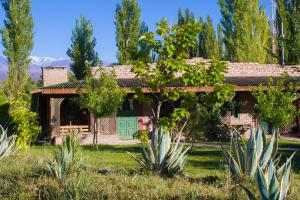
[0,145,299,200]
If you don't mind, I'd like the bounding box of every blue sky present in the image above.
[0,0,271,63]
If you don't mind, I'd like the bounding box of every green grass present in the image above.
[0,144,300,199]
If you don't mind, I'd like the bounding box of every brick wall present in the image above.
[42,67,68,86]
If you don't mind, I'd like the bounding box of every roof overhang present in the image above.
[31,85,273,95]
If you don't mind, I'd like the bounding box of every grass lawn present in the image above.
[0,143,300,199]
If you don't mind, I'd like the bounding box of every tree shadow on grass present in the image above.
[82,144,141,153]
[278,150,300,172]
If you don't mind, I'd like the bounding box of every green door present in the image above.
[117,99,138,139]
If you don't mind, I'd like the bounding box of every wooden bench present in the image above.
[60,125,91,135]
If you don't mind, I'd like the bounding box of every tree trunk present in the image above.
[96,118,99,150]
[93,119,99,150]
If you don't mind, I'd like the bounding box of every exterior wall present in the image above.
[42,67,68,86]
[139,103,153,132]
[230,92,256,128]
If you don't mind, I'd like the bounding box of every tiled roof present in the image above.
[41,76,300,90]
[91,58,300,79]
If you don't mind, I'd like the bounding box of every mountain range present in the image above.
[0,56,71,81]
[0,56,110,81]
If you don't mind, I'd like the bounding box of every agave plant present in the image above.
[0,125,16,160]
[47,134,83,182]
[128,128,190,177]
[242,153,295,200]
[224,128,277,179]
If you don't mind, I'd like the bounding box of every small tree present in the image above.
[77,69,124,150]
[132,18,233,134]
[252,76,300,134]
[130,19,233,176]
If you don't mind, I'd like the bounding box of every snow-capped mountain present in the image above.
[0,55,111,81]
[0,55,71,81]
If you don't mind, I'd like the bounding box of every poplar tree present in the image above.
[276,0,300,64]
[0,0,34,99]
[217,23,223,59]
[67,16,100,80]
[203,16,219,59]
[218,0,270,63]
[198,17,206,58]
[137,21,151,62]
[177,8,197,58]
[115,0,141,64]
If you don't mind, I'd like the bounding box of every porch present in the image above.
[44,95,151,144]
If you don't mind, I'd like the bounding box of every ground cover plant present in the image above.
[0,144,300,200]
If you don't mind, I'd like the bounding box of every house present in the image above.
[31,58,300,144]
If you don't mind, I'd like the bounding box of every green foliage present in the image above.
[9,95,40,150]
[224,128,277,179]
[0,0,34,99]
[177,8,197,58]
[115,0,141,64]
[135,130,149,145]
[217,23,223,59]
[78,70,124,119]
[77,69,124,148]
[137,21,152,62]
[67,16,101,80]
[47,134,83,183]
[252,76,299,130]
[132,18,200,130]
[203,16,219,59]
[0,125,16,160]
[128,128,190,177]
[218,0,270,63]
[132,19,233,134]
[276,0,300,65]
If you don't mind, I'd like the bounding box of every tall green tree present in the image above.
[137,21,151,62]
[0,0,34,99]
[198,17,206,58]
[217,23,223,59]
[115,0,141,64]
[177,8,197,58]
[67,16,100,80]
[276,0,300,64]
[203,16,219,59]
[218,0,270,63]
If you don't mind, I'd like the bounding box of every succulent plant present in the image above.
[242,153,295,200]
[128,128,190,177]
[224,128,277,179]
[0,125,16,160]
[47,134,83,182]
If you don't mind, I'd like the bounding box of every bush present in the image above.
[9,96,40,150]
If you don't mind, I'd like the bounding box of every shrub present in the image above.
[9,96,40,150]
